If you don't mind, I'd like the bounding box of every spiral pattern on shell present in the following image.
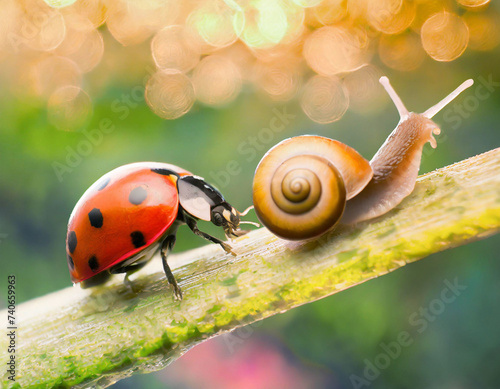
[272,158,322,214]
[252,135,373,240]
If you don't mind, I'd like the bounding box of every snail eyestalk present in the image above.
[379,76,409,120]
[423,79,474,119]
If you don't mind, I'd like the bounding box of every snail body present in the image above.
[253,76,474,240]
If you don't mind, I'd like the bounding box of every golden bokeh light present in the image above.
[347,0,370,22]
[145,70,195,119]
[313,0,347,26]
[379,31,426,71]
[343,65,387,114]
[192,55,242,107]
[20,4,66,52]
[30,55,82,97]
[152,25,200,73]
[456,0,490,8]
[300,75,349,123]
[105,3,151,47]
[279,1,306,45]
[0,0,22,58]
[47,85,92,130]
[421,12,469,62]
[219,42,256,83]
[367,0,416,34]
[55,13,95,56]
[43,0,77,8]
[304,24,370,76]
[367,0,402,29]
[186,0,244,51]
[106,0,179,46]
[463,12,500,51]
[411,0,452,33]
[1,0,497,121]
[62,0,107,28]
[254,60,302,101]
[65,29,104,73]
[240,0,289,49]
[292,0,323,8]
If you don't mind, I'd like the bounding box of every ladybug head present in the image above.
[211,203,243,238]
[178,175,257,238]
[178,176,249,237]
[211,204,258,238]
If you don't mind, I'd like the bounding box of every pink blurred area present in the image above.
[160,335,331,389]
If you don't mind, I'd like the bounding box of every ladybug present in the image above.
[66,162,252,300]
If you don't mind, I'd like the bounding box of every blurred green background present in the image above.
[1,2,500,388]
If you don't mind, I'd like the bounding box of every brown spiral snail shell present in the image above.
[253,135,372,239]
[253,76,474,240]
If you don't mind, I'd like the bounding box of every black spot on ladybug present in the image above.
[129,186,148,205]
[97,177,110,191]
[88,208,103,228]
[67,254,74,270]
[130,231,146,248]
[67,231,77,253]
[88,256,99,272]
[151,168,178,176]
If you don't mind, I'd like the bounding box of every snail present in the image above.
[252,76,474,240]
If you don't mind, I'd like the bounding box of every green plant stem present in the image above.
[1,148,500,388]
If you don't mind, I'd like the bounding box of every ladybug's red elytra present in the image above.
[66,162,252,300]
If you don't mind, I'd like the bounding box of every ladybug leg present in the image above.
[123,262,149,292]
[185,216,236,255]
[161,235,183,301]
